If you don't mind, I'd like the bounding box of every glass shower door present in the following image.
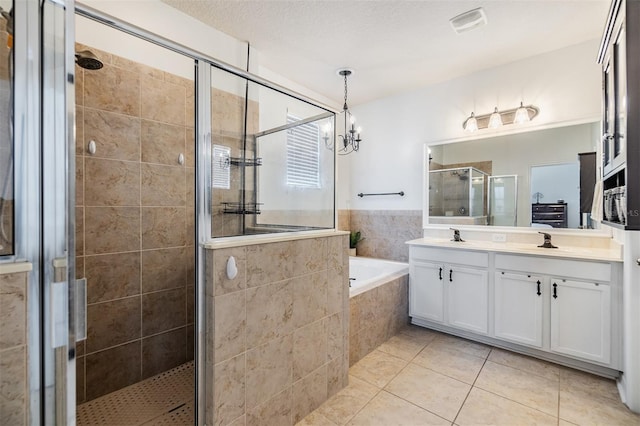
[489,175,518,226]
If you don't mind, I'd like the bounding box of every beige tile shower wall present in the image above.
[0,269,29,424]
[349,275,409,366]
[205,234,350,426]
[75,44,195,403]
[349,210,422,262]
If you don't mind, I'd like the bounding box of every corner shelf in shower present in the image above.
[229,157,263,167]
[221,202,262,215]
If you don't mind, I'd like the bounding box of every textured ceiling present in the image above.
[161,0,610,106]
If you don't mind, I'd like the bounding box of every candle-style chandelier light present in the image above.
[323,69,362,155]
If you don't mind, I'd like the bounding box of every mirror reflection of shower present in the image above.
[428,167,488,225]
[0,2,14,255]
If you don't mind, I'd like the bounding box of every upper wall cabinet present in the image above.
[598,0,640,229]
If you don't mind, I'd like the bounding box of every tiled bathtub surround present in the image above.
[337,209,350,232]
[0,267,30,425]
[75,43,195,402]
[349,275,409,366]
[205,233,350,425]
[349,210,422,262]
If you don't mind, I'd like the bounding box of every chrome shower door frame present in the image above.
[41,0,78,423]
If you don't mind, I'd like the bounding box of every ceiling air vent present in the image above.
[449,7,487,34]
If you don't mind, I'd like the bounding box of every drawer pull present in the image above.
[438,267,442,280]
[536,280,541,296]
[449,269,453,282]
[553,282,558,299]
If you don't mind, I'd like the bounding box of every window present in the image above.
[286,114,320,188]
[212,145,231,189]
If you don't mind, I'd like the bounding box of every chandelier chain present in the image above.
[343,74,348,109]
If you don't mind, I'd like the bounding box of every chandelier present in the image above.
[323,69,362,155]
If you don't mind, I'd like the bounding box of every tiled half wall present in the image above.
[344,210,422,263]
[205,234,349,425]
[75,43,195,403]
[0,267,29,424]
[349,275,409,366]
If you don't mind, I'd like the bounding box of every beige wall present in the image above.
[349,275,409,365]
[0,268,29,424]
[75,43,195,402]
[205,234,349,425]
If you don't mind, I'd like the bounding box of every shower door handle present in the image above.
[76,278,87,342]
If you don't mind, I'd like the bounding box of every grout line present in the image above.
[452,351,489,425]
[557,368,561,426]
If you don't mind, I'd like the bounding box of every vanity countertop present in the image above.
[406,238,623,263]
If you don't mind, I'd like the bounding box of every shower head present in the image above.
[75,50,103,70]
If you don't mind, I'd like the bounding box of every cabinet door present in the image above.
[447,266,488,334]
[550,279,611,364]
[494,272,543,348]
[409,261,444,322]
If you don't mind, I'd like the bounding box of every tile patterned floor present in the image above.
[299,326,640,426]
[77,361,194,425]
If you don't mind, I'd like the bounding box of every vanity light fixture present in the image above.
[488,107,503,129]
[464,112,478,132]
[462,102,539,132]
[513,101,531,124]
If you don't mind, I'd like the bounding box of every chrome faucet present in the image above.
[450,228,464,242]
[537,232,558,249]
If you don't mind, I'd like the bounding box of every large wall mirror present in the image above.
[426,121,599,230]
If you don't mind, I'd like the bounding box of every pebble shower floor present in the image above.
[76,361,194,425]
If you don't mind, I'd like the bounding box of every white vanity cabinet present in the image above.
[447,266,488,334]
[494,272,544,348]
[409,247,489,334]
[408,241,622,373]
[409,261,445,322]
[550,278,611,364]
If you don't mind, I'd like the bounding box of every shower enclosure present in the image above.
[2,1,338,424]
[429,167,488,225]
[73,14,197,425]
[209,67,335,238]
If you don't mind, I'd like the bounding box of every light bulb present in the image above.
[322,122,332,135]
[350,115,355,125]
[488,107,503,129]
[513,102,530,124]
[356,126,362,134]
[464,112,478,132]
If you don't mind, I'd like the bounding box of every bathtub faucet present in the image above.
[450,228,464,242]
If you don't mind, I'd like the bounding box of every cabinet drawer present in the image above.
[495,254,611,282]
[533,205,566,213]
[410,246,488,268]
[532,213,565,220]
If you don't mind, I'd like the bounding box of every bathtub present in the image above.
[349,256,409,297]
[348,256,410,365]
